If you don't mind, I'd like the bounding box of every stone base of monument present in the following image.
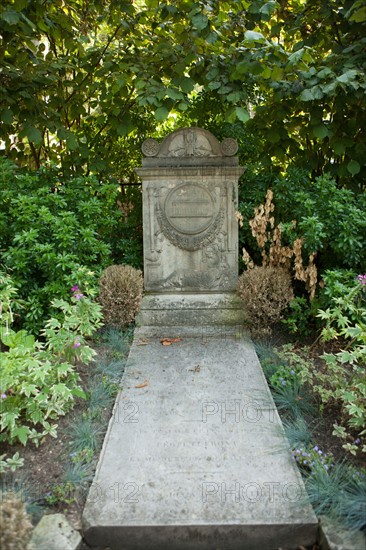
[136,293,247,327]
[82,328,318,550]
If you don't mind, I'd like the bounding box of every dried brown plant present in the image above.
[237,265,294,337]
[0,492,33,550]
[242,189,317,299]
[99,264,143,327]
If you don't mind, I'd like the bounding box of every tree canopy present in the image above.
[1,0,365,187]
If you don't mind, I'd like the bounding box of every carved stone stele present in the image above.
[135,127,244,293]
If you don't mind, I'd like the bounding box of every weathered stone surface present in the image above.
[27,513,82,550]
[136,293,247,326]
[135,128,244,293]
[82,328,318,550]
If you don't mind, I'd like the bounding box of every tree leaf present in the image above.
[347,160,361,176]
[1,10,20,25]
[235,107,250,123]
[337,70,358,84]
[26,126,43,144]
[191,13,208,30]
[155,106,169,121]
[287,48,304,65]
[178,77,195,93]
[244,30,265,42]
[1,109,13,124]
[350,7,366,22]
[333,141,346,155]
[166,88,184,101]
[313,124,328,139]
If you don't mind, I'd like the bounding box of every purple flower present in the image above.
[313,445,319,451]
[74,293,84,300]
[71,285,79,292]
[1,393,7,399]
[357,274,366,285]
[73,337,81,348]
[354,438,361,445]
[281,380,287,386]
[290,370,295,375]
[318,450,323,455]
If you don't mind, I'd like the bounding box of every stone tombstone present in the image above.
[135,127,244,294]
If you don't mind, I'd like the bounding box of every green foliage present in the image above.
[272,379,316,420]
[0,452,24,474]
[68,416,104,453]
[273,171,366,270]
[0,158,142,332]
[2,0,365,188]
[45,481,77,506]
[269,363,302,390]
[292,445,334,474]
[305,462,366,533]
[314,275,366,453]
[0,279,102,446]
[283,416,313,449]
[282,296,319,336]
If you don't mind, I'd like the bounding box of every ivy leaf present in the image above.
[347,160,361,176]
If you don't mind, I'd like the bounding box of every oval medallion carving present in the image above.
[165,184,214,235]
[157,183,224,251]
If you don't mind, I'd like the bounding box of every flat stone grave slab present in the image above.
[82,328,318,550]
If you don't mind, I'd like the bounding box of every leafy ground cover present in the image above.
[1,326,133,535]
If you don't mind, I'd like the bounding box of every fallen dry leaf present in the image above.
[136,339,149,346]
[160,337,182,346]
[135,380,149,388]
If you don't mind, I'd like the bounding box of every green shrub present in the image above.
[99,264,143,328]
[237,265,294,335]
[313,274,366,455]
[305,462,366,533]
[0,277,103,446]
[0,158,142,333]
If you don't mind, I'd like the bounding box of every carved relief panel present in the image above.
[135,128,244,293]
